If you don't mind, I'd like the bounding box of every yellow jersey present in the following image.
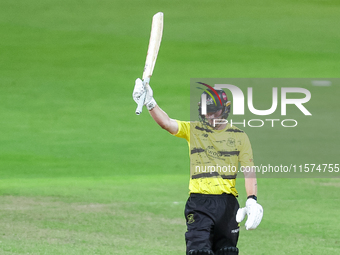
[173,120,254,196]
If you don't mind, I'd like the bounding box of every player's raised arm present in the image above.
[133,78,178,135]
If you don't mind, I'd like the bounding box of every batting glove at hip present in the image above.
[236,198,263,230]
[132,78,157,110]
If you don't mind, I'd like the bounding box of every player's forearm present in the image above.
[132,79,178,134]
[149,105,178,134]
[244,167,257,196]
[245,177,257,196]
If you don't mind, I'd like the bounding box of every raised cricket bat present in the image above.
[135,12,164,115]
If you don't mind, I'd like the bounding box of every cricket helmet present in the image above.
[198,87,231,123]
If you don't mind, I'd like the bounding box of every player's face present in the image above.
[205,109,223,127]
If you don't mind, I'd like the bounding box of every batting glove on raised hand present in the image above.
[132,78,157,111]
[236,198,263,230]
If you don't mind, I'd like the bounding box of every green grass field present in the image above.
[1,0,339,254]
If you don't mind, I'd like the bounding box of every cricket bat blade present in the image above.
[135,12,163,115]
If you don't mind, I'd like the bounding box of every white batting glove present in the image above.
[132,78,157,110]
[236,198,263,230]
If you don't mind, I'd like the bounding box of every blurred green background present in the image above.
[0,0,339,254]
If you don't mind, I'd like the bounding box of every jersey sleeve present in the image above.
[238,133,254,167]
[173,120,190,142]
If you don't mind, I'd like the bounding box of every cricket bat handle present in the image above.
[135,92,146,115]
[135,84,147,115]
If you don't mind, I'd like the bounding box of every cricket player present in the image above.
[133,79,263,255]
